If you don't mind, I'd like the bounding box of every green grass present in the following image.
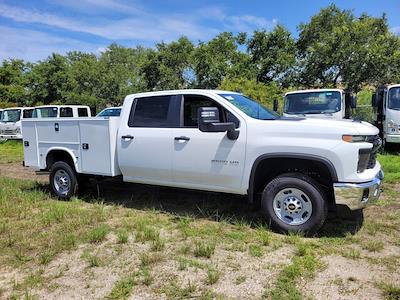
[266,244,322,300]
[378,153,400,183]
[0,140,23,163]
[108,273,136,299]
[1,141,400,299]
[377,282,400,300]
[193,240,216,258]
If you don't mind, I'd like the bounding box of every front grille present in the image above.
[366,135,381,169]
[4,130,15,135]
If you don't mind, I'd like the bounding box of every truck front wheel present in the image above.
[261,173,327,235]
[49,161,78,200]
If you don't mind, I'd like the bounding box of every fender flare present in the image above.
[247,153,338,203]
[45,147,79,171]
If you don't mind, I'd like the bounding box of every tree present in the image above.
[192,32,254,89]
[296,5,400,92]
[26,53,70,105]
[0,59,29,106]
[247,25,296,87]
[218,77,283,110]
[141,37,194,90]
[98,44,149,107]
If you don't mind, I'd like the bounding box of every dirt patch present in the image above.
[0,163,48,183]
[301,255,400,300]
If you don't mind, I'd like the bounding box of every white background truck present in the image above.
[280,89,357,120]
[0,107,34,139]
[22,90,383,233]
[32,105,92,119]
[372,84,400,147]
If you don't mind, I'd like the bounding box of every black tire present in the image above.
[261,173,328,235]
[49,161,78,200]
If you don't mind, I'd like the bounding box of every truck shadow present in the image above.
[29,178,364,238]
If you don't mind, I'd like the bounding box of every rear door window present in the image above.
[128,95,175,127]
[60,107,73,117]
[78,108,89,117]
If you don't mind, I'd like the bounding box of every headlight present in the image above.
[387,120,398,133]
[15,127,21,134]
[342,135,370,143]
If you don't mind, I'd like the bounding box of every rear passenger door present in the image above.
[118,95,178,185]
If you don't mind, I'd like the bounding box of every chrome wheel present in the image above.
[53,169,71,195]
[272,188,313,226]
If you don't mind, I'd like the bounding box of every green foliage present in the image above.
[218,77,283,111]
[248,25,296,86]
[0,5,399,110]
[296,4,399,92]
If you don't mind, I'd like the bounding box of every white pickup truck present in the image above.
[22,90,383,233]
[280,89,357,120]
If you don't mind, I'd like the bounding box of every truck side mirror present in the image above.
[351,96,357,109]
[198,107,239,140]
[273,99,279,112]
[371,94,377,108]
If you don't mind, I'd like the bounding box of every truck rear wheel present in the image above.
[261,173,327,235]
[49,161,78,200]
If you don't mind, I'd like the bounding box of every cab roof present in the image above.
[34,105,90,108]
[127,89,240,99]
[3,107,33,111]
[285,88,344,96]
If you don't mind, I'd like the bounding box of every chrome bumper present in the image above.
[0,134,22,140]
[333,170,384,210]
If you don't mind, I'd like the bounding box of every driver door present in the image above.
[172,94,246,193]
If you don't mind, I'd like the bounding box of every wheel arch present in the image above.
[45,148,78,172]
[248,153,338,204]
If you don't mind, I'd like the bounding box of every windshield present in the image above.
[1,109,21,122]
[388,87,400,110]
[97,108,122,117]
[219,94,279,120]
[0,111,2,121]
[33,107,58,118]
[284,91,341,114]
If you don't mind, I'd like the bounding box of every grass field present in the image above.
[0,141,399,299]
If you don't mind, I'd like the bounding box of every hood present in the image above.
[253,117,379,139]
[294,118,378,135]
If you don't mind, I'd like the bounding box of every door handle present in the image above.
[121,135,134,140]
[174,136,190,141]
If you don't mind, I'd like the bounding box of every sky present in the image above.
[0,0,399,62]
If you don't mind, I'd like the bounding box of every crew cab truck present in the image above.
[32,105,92,118]
[372,84,400,147]
[22,90,383,233]
[279,89,357,120]
[0,107,34,140]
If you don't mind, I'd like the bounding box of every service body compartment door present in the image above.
[79,118,121,176]
[22,121,39,168]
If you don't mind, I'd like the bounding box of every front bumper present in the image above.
[0,134,22,140]
[385,134,400,144]
[333,170,384,210]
